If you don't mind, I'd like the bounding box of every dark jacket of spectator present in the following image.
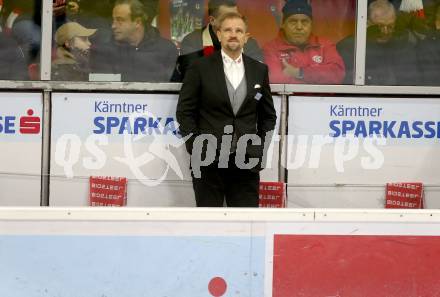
[176,24,263,80]
[91,26,178,82]
[263,32,345,84]
[337,27,421,85]
[52,47,90,81]
[365,37,420,85]
[335,35,356,84]
[10,14,41,65]
[0,33,28,80]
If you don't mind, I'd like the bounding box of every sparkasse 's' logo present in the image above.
[0,109,41,135]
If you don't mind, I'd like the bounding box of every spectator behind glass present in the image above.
[263,0,345,84]
[52,22,96,81]
[417,2,440,85]
[176,0,263,80]
[338,0,421,85]
[0,31,28,80]
[90,0,178,82]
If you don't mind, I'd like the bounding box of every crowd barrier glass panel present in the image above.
[51,0,178,82]
[359,0,440,86]
[48,0,357,85]
[49,92,281,207]
[285,94,440,209]
[0,92,43,206]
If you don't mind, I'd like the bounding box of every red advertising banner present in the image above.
[89,176,127,207]
[259,181,286,208]
[385,182,424,209]
[273,235,440,297]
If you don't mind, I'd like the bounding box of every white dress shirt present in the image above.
[221,50,245,90]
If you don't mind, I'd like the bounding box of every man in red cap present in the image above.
[263,0,345,84]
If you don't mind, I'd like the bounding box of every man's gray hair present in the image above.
[368,0,396,22]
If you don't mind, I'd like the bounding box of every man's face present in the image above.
[370,15,395,43]
[217,17,248,54]
[112,4,138,43]
[210,5,238,30]
[282,14,313,46]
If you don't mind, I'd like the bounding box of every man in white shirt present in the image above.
[176,12,277,207]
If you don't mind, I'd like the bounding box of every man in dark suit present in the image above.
[176,12,277,208]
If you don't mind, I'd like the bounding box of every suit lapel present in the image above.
[236,55,256,115]
[212,51,234,114]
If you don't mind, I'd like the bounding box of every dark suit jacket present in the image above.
[91,26,178,82]
[337,28,421,86]
[176,51,277,168]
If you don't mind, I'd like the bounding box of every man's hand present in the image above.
[67,1,80,15]
[281,59,302,80]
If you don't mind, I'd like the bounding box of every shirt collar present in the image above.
[221,50,243,66]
